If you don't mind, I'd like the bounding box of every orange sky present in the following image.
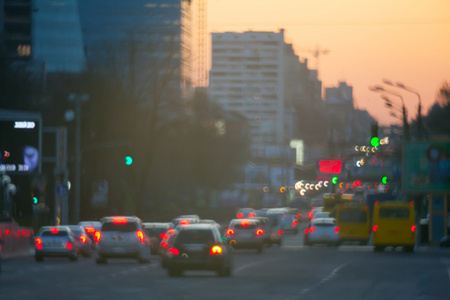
[204,0,450,125]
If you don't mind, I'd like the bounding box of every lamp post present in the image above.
[369,86,410,140]
[68,93,89,223]
[383,80,423,140]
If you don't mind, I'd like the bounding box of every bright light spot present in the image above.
[371,137,380,147]
[300,189,306,196]
[331,177,338,185]
[324,181,329,187]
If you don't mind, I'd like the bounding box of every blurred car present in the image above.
[267,208,298,234]
[165,224,232,277]
[170,217,199,228]
[236,208,256,219]
[304,218,340,246]
[68,225,92,257]
[279,214,299,234]
[160,229,177,269]
[224,218,265,253]
[78,221,101,248]
[35,226,79,262]
[253,216,282,246]
[95,216,151,264]
[142,222,170,255]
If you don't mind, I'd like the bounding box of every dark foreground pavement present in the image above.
[1,233,449,300]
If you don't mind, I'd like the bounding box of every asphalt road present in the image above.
[1,230,450,300]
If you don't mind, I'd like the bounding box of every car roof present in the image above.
[100,216,141,223]
[312,218,336,225]
[67,225,84,230]
[143,222,170,227]
[177,224,217,230]
[38,226,72,233]
[78,221,101,226]
[230,218,259,224]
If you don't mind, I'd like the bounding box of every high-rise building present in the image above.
[209,29,318,194]
[1,0,32,60]
[77,0,193,100]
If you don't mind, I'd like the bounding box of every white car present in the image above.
[95,216,151,264]
[304,218,340,246]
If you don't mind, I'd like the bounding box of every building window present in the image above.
[17,44,31,57]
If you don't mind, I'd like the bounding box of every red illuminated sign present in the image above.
[319,160,343,174]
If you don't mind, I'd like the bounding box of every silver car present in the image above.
[95,216,151,264]
[68,225,92,257]
[304,218,340,246]
[35,226,79,262]
[225,219,265,253]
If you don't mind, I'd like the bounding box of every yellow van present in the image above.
[372,201,416,252]
[336,203,370,245]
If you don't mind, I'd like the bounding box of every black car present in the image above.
[166,224,232,277]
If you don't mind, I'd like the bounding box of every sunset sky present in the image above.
[205,0,450,125]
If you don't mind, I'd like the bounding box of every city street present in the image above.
[1,231,450,300]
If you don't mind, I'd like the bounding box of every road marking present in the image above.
[285,261,351,299]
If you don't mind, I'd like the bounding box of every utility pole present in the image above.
[68,93,89,223]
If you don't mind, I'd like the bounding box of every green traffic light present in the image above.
[382,176,388,184]
[332,176,338,185]
[125,156,133,165]
[33,197,38,204]
[371,137,380,147]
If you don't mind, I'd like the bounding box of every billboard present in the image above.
[0,112,42,174]
[403,141,450,192]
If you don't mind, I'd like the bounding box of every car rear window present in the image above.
[234,223,257,229]
[314,223,335,227]
[145,227,167,236]
[176,229,214,244]
[42,231,69,237]
[339,210,367,223]
[102,222,138,232]
[379,208,410,219]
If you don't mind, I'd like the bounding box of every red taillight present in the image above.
[136,230,145,243]
[307,212,313,220]
[79,235,87,243]
[411,225,416,232]
[179,219,190,225]
[240,220,250,227]
[94,231,101,244]
[256,229,264,236]
[226,228,235,236]
[5,229,10,236]
[160,241,168,249]
[160,233,168,239]
[335,227,340,234]
[210,245,222,255]
[375,201,379,207]
[111,217,128,224]
[168,248,179,255]
[248,212,256,218]
[292,220,299,227]
[21,230,25,236]
[50,227,59,234]
[35,237,42,250]
[304,228,309,235]
[66,242,73,250]
[84,227,95,234]
[373,225,378,232]
[296,213,302,219]
[16,231,20,237]
[237,213,244,219]
[410,201,414,207]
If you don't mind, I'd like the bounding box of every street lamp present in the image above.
[369,86,410,140]
[383,79,423,140]
[68,93,89,223]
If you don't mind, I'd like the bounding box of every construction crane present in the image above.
[197,0,207,87]
[298,44,330,74]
